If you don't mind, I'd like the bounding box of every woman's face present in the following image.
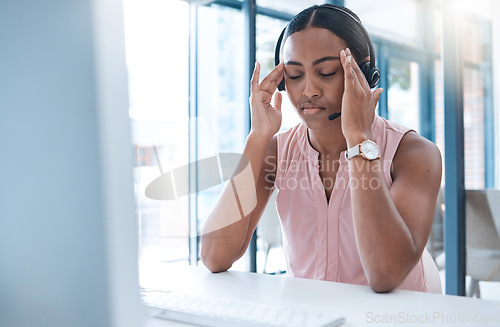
[283,27,347,129]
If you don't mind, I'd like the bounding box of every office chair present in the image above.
[465,189,500,298]
[427,187,445,260]
[257,190,284,274]
[422,247,443,294]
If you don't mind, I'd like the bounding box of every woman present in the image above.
[201,4,442,293]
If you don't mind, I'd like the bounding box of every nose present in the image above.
[302,75,321,98]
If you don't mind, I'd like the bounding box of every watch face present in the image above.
[360,140,380,160]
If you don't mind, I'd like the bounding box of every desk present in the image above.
[141,262,500,327]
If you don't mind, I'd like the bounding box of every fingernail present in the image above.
[346,47,351,55]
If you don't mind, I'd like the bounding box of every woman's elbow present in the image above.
[201,255,231,273]
[367,270,405,293]
[200,244,232,273]
[369,280,398,293]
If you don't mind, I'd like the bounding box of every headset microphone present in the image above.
[328,113,341,121]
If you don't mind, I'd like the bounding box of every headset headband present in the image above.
[274,4,380,90]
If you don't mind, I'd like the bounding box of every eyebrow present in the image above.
[285,56,340,66]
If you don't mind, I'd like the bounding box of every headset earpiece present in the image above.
[360,61,380,88]
[278,78,286,91]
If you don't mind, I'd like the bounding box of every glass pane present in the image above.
[463,67,485,189]
[257,0,324,16]
[345,0,422,47]
[434,59,445,160]
[255,15,289,275]
[197,5,245,155]
[124,0,190,262]
[463,19,485,65]
[435,17,489,190]
[434,7,443,55]
[435,74,486,187]
[387,57,420,133]
[256,14,300,132]
[196,4,247,270]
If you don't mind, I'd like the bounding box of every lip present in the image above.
[300,103,326,115]
[300,103,325,110]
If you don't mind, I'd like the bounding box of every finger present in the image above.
[341,49,355,92]
[373,88,384,103]
[271,91,282,112]
[346,48,370,90]
[250,62,261,94]
[259,61,284,92]
[260,61,284,91]
[344,48,364,92]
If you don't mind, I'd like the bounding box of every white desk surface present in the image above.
[141,261,500,327]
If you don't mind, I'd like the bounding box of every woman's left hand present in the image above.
[340,48,383,148]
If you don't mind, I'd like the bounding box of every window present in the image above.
[346,0,424,48]
[387,57,420,133]
[434,13,494,189]
[462,17,493,189]
[125,0,497,279]
[124,0,190,262]
[195,3,248,269]
[257,0,324,16]
[256,14,300,131]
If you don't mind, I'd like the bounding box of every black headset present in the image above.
[274,4,380,91]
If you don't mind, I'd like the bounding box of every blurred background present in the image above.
[124,0,500,297]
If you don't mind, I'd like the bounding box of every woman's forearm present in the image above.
[348,157,417,291]
[348,136,441,292]
[200,132,274,272]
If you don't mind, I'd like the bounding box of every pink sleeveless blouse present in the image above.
[274,115,429,292]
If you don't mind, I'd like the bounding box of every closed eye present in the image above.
[320,72,336,77]
[289,75,303,80]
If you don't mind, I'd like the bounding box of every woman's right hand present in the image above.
[249,61,284,138]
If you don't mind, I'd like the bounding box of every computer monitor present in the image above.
[0,0,142,326]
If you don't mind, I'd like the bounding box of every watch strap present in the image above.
[345,144,361,160]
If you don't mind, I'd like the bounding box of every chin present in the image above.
[298,115,338,130]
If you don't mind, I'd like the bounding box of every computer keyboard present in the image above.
[141,289,345,327]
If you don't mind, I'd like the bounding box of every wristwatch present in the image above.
[345,140,380,161]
